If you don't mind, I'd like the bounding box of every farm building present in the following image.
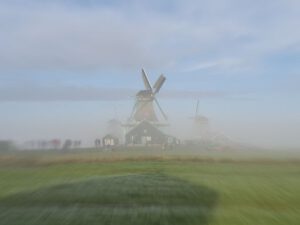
[102,134,119,148]
[125,121,167,146]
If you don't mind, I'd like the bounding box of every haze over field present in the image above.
[0,0,300,148]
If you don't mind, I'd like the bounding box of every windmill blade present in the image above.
[195,99,200,117]
[153,74,166,94]
[154,98,168,120]
[128,101,138,122]
[141,68,152,91]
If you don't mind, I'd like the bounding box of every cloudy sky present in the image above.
[0,0,300,148]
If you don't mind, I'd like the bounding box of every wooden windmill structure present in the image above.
[124,69,170,146]
[126,69,168,127]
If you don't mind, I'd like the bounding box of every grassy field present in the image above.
[0,148,299,225]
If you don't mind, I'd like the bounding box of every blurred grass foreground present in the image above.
[0,148,299,225]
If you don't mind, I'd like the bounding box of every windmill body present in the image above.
[193,115,210,139]
[134,90,158,122]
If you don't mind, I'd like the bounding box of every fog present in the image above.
[0,0,300,150]
[1,98,300,149]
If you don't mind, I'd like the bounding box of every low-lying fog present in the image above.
[0,99,299,149]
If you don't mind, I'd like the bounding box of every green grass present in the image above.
[0,149,299,225]
[0,174,218,225]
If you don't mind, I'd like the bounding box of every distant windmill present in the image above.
[127,69,168,125]
[191,99,210,139]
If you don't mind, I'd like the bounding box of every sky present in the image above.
[0,0,300,148]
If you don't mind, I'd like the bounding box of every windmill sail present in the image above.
[154,98,168,120]
[141,68,152,91]
[153,75,166,94]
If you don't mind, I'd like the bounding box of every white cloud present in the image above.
[0,0,299,72]
[182,58,245,72]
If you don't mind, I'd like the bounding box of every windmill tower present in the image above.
[127,69,168,126]
[107,119,123,139]
[191,100,210,140]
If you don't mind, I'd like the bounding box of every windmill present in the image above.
[191,99,210,139]
[127,69,168,126]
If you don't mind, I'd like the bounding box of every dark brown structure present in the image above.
[125,121,167,146]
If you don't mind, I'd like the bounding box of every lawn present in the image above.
[0,149,299,225]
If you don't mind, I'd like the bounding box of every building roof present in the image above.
[103,134,118,139]
[126,120,165,137]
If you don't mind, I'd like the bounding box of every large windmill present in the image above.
[127,69,168,126]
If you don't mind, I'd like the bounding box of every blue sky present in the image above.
[0,0,300,148]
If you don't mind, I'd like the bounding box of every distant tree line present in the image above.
[0,141,16,152]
